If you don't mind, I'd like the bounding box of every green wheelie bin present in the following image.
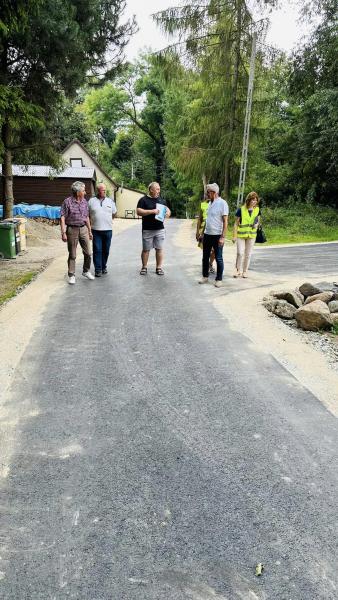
[3,218,21,253]
[0,222,16,258]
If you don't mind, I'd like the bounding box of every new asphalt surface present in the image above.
[251,242,338,276]
[1,220,337,599]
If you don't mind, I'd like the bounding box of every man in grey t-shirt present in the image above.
[88,184,117,277]
[199,183,229,288]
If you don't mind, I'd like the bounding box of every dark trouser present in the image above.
[92,230,112,273]
[66,225,91,276]
[202,234,224,280]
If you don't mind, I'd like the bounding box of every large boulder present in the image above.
[272,289,303,308]
[262,291,278,301]
[295,300,333,331]
[299,282,323,298]
[273,300,298,319]
[263,298,297,319]
[304,291,334,305]
[313,282,338,300]
[294,288,305,303]
[263,298,279,312]
[314,281,338,293]
[328,300,338,313]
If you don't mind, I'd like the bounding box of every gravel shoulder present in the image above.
[174,220,338,417]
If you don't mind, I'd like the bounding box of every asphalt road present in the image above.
[1,221,338,599]
[251,242,338,276]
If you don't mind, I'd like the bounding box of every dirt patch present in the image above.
[0,220,62,306]
[174,220,338,417]
[24,218,60,246]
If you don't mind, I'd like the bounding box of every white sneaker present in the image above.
[198,277,209,284]
[214,280,223,288]
[68,275,75,285]
[82,271,95,280]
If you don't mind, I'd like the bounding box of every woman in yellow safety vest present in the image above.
[196,197,215,273]
[232,191,260,278]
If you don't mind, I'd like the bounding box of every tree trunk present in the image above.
[155,143,165,187]
[202,173,208,198]
[223,160,231,201]
[1,122,14,219]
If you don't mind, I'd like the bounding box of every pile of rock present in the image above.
[263,282,338,331]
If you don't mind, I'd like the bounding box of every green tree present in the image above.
[154,0,276,200]
[83,57,168,184]
[83,61,158,162]
[257,0,338,206]
[81,55,194,215]
[0,0,135,218]
[52,98,96,152]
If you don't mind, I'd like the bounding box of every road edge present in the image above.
[174,219,338,417]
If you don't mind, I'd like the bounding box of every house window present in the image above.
[70,158,83,168]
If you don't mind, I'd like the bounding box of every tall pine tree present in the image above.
[153,0,276,200]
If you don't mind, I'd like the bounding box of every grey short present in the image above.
[142,229,166,251]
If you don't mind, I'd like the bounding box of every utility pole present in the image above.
[236,31,257,207]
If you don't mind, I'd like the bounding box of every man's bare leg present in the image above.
[141,250,150,267]
[155,248,163,269]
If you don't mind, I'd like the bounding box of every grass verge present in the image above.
[0,271,38,306]
[196,203,338,245]
[332,322,338,336]
[255,204,338,245]
[217,203,338,245]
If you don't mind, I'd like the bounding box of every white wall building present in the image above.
[62,140,143,217]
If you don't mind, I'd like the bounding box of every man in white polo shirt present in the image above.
[199,183,229,288]
[88,184,117,277]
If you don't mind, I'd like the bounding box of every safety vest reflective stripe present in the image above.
[237,206,259,239]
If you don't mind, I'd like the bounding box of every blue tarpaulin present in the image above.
[0,203,61,219]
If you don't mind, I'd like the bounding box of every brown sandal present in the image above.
[140,267,147,275]
[156,268,164,276]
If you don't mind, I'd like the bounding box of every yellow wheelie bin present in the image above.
[15,217,27,250]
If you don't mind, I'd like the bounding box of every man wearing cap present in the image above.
[198,183,229,288]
